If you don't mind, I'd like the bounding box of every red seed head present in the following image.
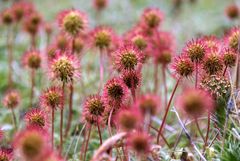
[58,9,88,37]
[93,0,108,11]
[221,48,237,68]
[2,90,20,109]
[171,55,194,78]
[225,4,239,20]
[55,33,69,51]
[121,69,141,90]
[127,132,151,154]
[116,108,142,132]
[12,1,34,22]
[103,78,129,106]
[176,88,214,118]
[82,95,106,125]
[91,26,115,50]
[50,52,80,83]
[113,45,143,71]
[184,39,207,63]
[136,94,160,116]
[201,36,221,52]
[22,50,42,69]
[1,9,14,25]
[40,86,63,111]
[23,11,42,36]
[203,51,223,75]
[0,148,12,161]
[225,27,240,52]
[24,108,48,129]
[141,8,164,29]
[13,128,49,161]
[73,36,84,54]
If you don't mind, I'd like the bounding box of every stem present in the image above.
[65,82,74,137]
[60,82,65,154]
[97,121,102,145]
[7,27,13,89]
[83,125,92,161]
[108,108,114,136]
[235,52,239,88]
[205,112,211,146]
[195,118,205,143]
[31,34,37,49]
[99,49,104,91]
[52,110,55,149]
[195,62,198,88]
[131,76,136,102]
[162,65,167,109]
[11,108,17,131]
[30,69,35,107]
[223,65,227,76]
[157,78,180,144]
[154,64,159,93]
[149,124,170,148]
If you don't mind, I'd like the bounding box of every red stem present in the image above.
[205,112,211,147]
[60,82,65,154]
[83,125,92,161]
[99,49,104,91]
[157,78,180,144]
[65,82,74,137]
[131,76,136,102]
[11,108,17,131]
[30,69,35,107]
[97,121,102,145]
[154,64,159,93]
[195,62,198,89]
[195,118,205,142]
[52,110,55,149]
[162,65,167,109]
[223,65,227,76]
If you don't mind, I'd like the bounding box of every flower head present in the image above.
[116,108,142,132]
[50,52,80,83]
[1,9,14,25]
[121,69,141,89]
[203,51,223,75]
[24,108,48,129]
[91,26,115,50]
[23,11,42,36]
[184,39,207,63]
[225,4,239,20]
[176,88,214,117]
[93,0,108,11]
[201,36,221,52]
[221,48,237,68]
[12,1,33,22]
[127,132,151,154]
[40,86,63,111]
[13,128,49,161]
[171,55,194,78]
[82,95,106,125]
[225,27,240,52]
[103,78,129,106]
[0,148,12,161]
[200,75,231,98]
[58,10,88,37]
[22,50,41,69]
[73,36,84,54]
[113,45,143,71]
[140,8,164,29]
[2,90,20,109]
[136,94,160,116]
[55,33,70,51]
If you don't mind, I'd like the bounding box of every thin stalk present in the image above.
[204,112,211,148]
[195,118,205,143]
[11,108,17,131]
[60,82,65,154]
[149,124,170,148]
[83,125,92,161]
[108,108,114,136]
[223,65,228,76]
[154,64,159,93]
[30,69,35,107]
[97,121,102,145]
[65,82,74,137]
[195,62,198,88]
[31,34,37,49]
[162,65,167,109]
[7,26,13,89]
[131,77,136,102]
[52,110,55,149]
[99,49,104,91]
[157,78,180,144]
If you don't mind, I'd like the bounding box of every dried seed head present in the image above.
[184,39,206,63]
[225,4,239,19]
[23,50,41,69]
[2,90,20,109]
[172,55,194,78]
[221,48,237,68]
[203,52,223,75]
